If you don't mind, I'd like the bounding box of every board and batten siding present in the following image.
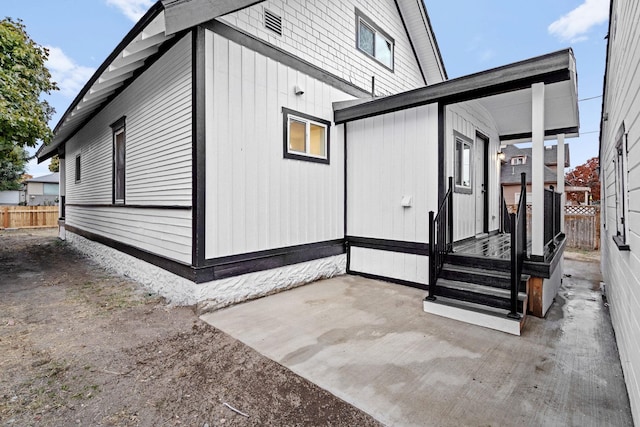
[218,0,425,96]
[64,34,193,264]
[346,104,439,285]
[446,102,501,241]
[204,30,352,259]
[600,0,640,422]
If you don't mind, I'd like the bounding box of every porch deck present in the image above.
[452,233,531,260]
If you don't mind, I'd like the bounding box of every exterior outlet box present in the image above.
[401,196,412,207]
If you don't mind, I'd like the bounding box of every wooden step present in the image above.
[440,263,528,292]
[445,253,511,272]
[432,278,526,312]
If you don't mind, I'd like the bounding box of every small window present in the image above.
[75,155,81,182]
[613,122,629,250]
[43,183,58,196]
[282,107,330,164]
[454,133,472,193]
[355,9,394,70]
[511,156,527,165]
[111,117,126,204]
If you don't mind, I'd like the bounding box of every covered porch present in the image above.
[335,48,579,335]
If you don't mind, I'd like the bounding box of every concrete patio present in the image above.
[201,253,633,426]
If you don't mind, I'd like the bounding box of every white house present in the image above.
[37,0,579,335]
[24,173,60,206]
[600,0,640,423]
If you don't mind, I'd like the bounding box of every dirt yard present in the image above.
[0,229,380,426]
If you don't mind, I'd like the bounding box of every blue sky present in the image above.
[3,0,609,177]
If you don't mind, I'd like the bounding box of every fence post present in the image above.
[2,207,8,229]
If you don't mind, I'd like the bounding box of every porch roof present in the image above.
[333,49,579,142]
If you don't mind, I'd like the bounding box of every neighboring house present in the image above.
[24,173,59,206]
[501,144,570,205]
[0,191,22,205]
[600,0,640,423]
[37,0,579,335]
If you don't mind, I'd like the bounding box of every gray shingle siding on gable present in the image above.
[218,0,426,96]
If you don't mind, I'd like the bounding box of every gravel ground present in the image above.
[0,228,381,427]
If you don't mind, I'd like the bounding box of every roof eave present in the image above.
[37,1,166,163]
[334,48,575,124]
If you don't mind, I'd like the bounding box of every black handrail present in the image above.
[508,172,527,319]
[500,186,511,233]
[427,176,454,301]
[543,185,563,253]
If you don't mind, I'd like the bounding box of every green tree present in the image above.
[0,144,29,191]
[49,154,59,172]
[0,18,58,189]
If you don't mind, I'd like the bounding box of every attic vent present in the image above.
[264,9,282,36]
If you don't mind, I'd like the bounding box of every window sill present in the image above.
[613,235,630,251]
[454,185,472,195]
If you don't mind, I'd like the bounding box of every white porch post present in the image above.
[557,133,565,232]
[531,82,545,257]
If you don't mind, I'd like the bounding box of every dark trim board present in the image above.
[524,236,566,278]
[200,240,345,282]
[65,224,345,284]
[201,20,371,99]
[192,27,207,267]
[65,204,191,210]
[65,224,197,281]
[334,49,575,124]
[348,270,429,291]
[347,236,429,255]
[500,126,579,142]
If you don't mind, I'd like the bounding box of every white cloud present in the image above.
[46,47,96,98]
[106,0,155,22]
[548,0,610,42]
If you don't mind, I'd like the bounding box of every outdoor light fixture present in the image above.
[497,151,506,162]
[294,85,304,96]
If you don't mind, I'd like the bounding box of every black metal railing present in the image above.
[543,185,563,253]
[508,172,527,319]
[427,176,454,301]
[500,186,511,233]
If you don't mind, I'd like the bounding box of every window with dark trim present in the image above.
[111,117,126,204]
[282,107,330,164]
[75,154,81,183]
[613,122,629,250]
[355,8,394,71]
[454,132,473,194]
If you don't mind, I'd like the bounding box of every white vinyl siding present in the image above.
[447,102,501,241]
[66,206,191,262]
[204,31,351,259]
[64,34,192,263]
[600,0,640,422]
[219,0,425,95]
[346,104,438,285]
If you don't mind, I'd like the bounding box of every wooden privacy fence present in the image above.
[507,204,600,250]
[1,206,59,229]
[565,205,600,250]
